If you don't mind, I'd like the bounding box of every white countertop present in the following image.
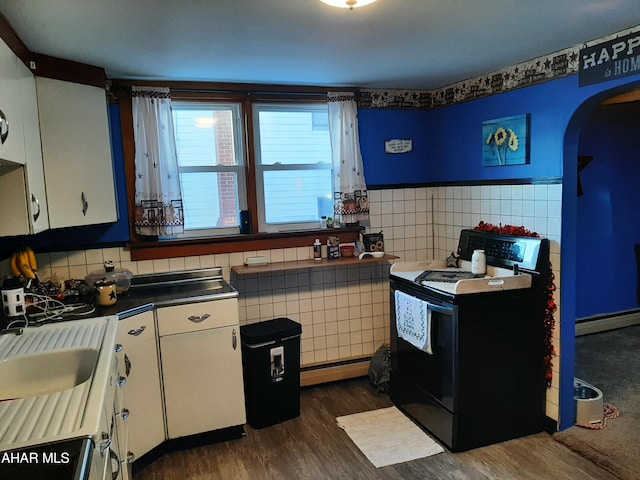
[390,260,531,295]
[0,316,118,451]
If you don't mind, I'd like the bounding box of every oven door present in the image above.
[390,279,457,413]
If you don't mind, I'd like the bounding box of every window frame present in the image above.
[115,81,360,260]
[169,101,247,238]
[252,102,334,233]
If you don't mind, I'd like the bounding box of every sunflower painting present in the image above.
[482,114,530,166]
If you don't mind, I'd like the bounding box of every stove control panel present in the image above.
[457,229,549,272]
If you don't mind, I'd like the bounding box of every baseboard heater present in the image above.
[576,308,640,336]
[300,357,371,387]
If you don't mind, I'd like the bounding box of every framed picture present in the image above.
[482,114,530,167]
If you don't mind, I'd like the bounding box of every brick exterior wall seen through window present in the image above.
[214,111,238,226]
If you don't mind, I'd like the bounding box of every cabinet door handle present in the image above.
[127,451,136,464]
[187,313,210,323]
[128,325,146,336]
[124,353,132,377]
[120,408,130,421]
[109,448,121,480]
[117,376,127,387]
[31,194,41,222]
[232,328,237,350]
[99,431,112,452]
[81,191,88,216]
[114,343,123,353]
[0,109,8,144]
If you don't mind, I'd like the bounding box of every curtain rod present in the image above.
[109,80,358,97]
[170,88,330,97]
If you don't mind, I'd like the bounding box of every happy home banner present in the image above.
[579,31,640,86]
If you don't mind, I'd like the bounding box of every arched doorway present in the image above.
[561,81,640,430]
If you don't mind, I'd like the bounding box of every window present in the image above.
[171,99,333,237]
[172,103,246,237]
[253,104,333,232]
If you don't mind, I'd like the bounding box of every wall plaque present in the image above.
[384,139,413,154]
[580,31,640,86]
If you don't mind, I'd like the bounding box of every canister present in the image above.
[1,287,25,317]
[471,249,486,275]
[94,278,117,306]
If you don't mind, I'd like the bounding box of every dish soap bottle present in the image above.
[313,239,322,261]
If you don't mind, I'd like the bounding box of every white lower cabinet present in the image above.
[157,299,246,439]
[109,298,245,463]
[115,311,164,470]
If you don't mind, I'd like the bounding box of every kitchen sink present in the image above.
[0,347,99,401]
[0,316,119,453]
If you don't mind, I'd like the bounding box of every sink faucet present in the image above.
[0,327,24,336]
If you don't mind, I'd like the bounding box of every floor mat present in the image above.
[336,406,444,468]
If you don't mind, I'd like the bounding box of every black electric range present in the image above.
[390,229,551,451]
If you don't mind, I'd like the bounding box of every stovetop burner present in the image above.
[415,270,476,283]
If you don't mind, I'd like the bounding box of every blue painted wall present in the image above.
[358,109,432,186]
[576,102,640,318]
[360,76,640,187]
[360,81,576,184]
[426,83,568,182]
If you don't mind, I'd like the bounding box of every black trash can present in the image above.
[240,318,302,429]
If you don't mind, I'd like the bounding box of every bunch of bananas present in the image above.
[10,245,38,280]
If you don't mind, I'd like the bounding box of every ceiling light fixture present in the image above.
[320,0,377,10]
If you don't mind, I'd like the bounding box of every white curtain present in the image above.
[328,92,369,226]
[132,86,184,236]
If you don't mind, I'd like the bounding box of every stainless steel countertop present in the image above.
[0,269,239,327]
[94,268,238,319]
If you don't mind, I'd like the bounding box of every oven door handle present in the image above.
[427,303,454,315]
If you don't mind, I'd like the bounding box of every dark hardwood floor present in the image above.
[134,378,617,480]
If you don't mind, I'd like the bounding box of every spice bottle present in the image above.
[313,239,322,260]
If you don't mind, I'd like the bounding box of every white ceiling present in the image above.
[1,0,640,89]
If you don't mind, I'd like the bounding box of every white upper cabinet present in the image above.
[0,38,49,237]
[18,60,49,234]
[36,77,118,228]
[0,38,26,165]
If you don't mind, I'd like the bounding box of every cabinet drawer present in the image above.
[116,310,156,349]
[156,298,239,336]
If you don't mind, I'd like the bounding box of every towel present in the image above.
[394,290,432,354]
